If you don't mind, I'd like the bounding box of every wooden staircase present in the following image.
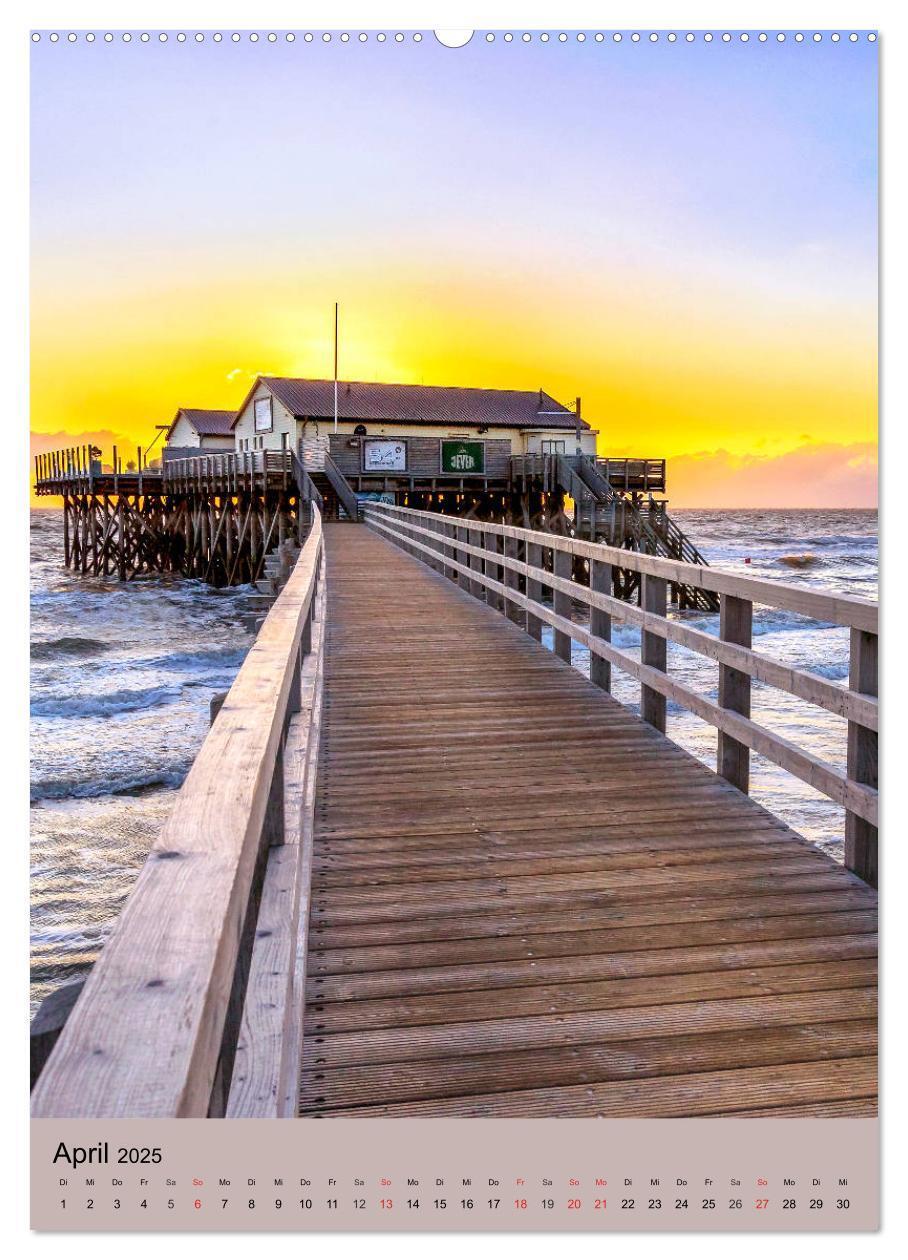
[556,455,719,612]
[242,537,303,633]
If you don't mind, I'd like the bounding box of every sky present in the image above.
[30,31,878,506]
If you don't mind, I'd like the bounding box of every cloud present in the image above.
[667,442,878,509]
[30,428,138,459]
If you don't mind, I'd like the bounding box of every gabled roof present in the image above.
[247,377,590,431]
[167,408,236,439]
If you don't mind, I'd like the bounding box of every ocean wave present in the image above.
[804,661,849,681]
[757,534,874,549]
[752,609,836,635]
[611,624,641,649]
[137,646,249,674]
[836,554,876,567]
[805,535,877,547]
[30,768,187,803]
[30,684,183,719]
[30,636,112,660]
[182,673,242,692]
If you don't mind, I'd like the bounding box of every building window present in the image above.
[541,440,566,455]
[254,396,273,433]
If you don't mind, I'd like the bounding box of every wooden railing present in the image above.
[35,445,157,493]
[598,457,667,493]
[31,508,326,1118]
[363,502,879,886]
[34,446,303,495]
[508,455,667,495]
[35,445,99,491]
[163,449,293,491]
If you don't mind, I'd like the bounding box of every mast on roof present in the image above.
[333,302,339,434]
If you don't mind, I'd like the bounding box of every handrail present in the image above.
[322,450,361,522]
[363,502,878,886]
[409,507,876,631]
[31,507,326,1117]
[291,449,324,512]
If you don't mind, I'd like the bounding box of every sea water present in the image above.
[29,509,256,1013]
[29,507,877,1013]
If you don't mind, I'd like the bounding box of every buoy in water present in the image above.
[744,557,751,564]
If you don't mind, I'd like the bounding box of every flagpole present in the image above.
[333,302,339,434]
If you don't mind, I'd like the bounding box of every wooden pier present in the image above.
[31,505,877,1119]
[34,448,310,585]
[35,444,716,603]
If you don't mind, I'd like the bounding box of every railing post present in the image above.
[429,516,443,574]
[553,544,573,663]
[423,514,435,569]
[483,528,503,611]
[456,523,470,593]
[641,573,668,731]
[301,591,313,656]
[444,520,457,582]
[469,525,484,599]
[590,557,613,692]
[845,627,878,886]
[503,534,523,626]
[717,593,753,792]
[526,541,543,641]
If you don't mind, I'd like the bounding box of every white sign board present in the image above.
[253,397,273,432]
[363,439,407,472]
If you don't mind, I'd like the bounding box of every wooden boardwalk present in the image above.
[298,526,877,1118]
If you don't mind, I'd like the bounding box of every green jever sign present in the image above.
[441,440,485,474]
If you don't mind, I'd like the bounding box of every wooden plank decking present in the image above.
[299,525,877,1118]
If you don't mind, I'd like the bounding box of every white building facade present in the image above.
[231,377,598,463]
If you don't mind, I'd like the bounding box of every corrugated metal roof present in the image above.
[261,378,589,430]
[170,408,236,437]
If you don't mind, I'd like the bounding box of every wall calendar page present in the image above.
[23,10,883,1243]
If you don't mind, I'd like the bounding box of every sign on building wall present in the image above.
[362,439,407,472]
[441,440,485,474]
[253,397,273,432]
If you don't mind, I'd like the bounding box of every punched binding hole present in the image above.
[434,30,474,48]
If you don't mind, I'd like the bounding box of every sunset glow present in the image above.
[30,33,877,506]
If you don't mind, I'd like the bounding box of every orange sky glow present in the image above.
[30,36,877,509]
